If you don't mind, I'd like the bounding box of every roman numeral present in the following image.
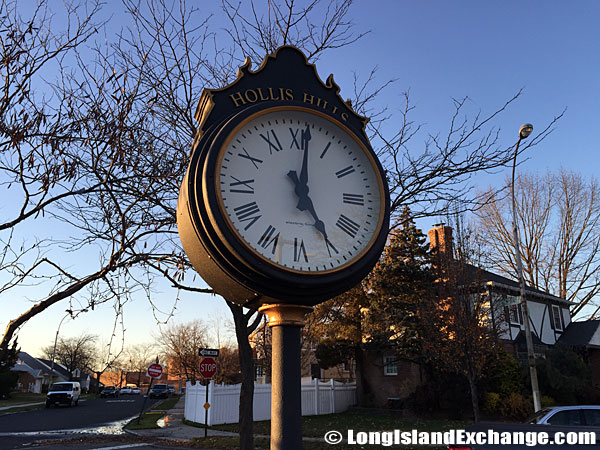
[335,165,355,178]
[336,214,360,238]
[343,193,364,205]
[325,238,339,257]
[289,128,301,149]
[293,238,308,263]
[229,176,255,194]
[260,130,283,154]
[238,148,263,169]
[257,225,280,255]
[319,142,331,159]
[233,202,261,230]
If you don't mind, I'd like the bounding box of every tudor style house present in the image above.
[335,224,574,407]
[427,224,572,360]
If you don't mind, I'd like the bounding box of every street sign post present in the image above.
[138,359,162,424]
[199,356,218,437]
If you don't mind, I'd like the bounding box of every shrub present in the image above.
[482,392,500,415]
[0,340,19,399]
[0,370,18,399]
[541,395,555,408]
[484,349,525,397]
[499,392,533,421]
[535,346,591,404]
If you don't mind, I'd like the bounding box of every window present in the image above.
[552,305,563,331]
[383,356,397,376]
[583,409,600,427]
[547,409,582,426]
[509,304,523,325]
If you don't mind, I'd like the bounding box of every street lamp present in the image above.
[511,122,541,412]
[50,313,71,383]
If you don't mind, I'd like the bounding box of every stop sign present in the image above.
[199,357,217,379]
[147,363,163,379]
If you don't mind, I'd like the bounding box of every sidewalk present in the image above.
[125,396,239,440]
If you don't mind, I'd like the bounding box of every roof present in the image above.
[472,266,571,306]
[514,330,545,347]
[11,363,43,378]
[38,358,71,380]
[14,352,70,381]
[557,320,600,348]
[15,352,52,375]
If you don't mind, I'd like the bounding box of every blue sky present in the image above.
[4,0,600,358]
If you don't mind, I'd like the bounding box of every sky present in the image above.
[3,0,600,360]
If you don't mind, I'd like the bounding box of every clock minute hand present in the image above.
[299,124,311,187]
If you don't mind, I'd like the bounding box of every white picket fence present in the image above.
[184,379,356,425]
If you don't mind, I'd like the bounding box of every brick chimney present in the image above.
[428,224,453,257]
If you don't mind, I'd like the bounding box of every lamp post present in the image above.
[511,123,541,412]
[49,313,71,383]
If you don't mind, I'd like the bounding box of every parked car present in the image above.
[119,384,140,395]
[46,381,81,408]
[167,385,175,395]
[149,383,169,399]
[527,405,600,426]
[99,385,119,398]
[447,406,600,450]
[119,386,133,394]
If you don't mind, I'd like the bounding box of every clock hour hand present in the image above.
[287,170,328,240]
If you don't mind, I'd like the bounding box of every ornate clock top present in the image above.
[194,46,369,143]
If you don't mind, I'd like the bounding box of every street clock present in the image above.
[177,46,389,307]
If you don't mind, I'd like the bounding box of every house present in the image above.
[356,224,573,407]
[11,352,92,393]
[428,224,572,359]
[11,352,68,393]
[479,268,571,360]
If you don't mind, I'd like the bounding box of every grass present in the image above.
[0,392,46,407]
[189,436,270,449]
[210,410,470,437]
[126,411,164,430]
[150,395,180,411]
[181,410,471,449]
[125,395,182,430]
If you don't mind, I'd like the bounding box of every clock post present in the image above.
[177,46,390,449]
[258,304,313,449]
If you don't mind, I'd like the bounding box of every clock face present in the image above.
[215,107,385,273]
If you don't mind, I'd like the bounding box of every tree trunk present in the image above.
[228,302,262,450]
[237,325,255,450]
[466,371,480,422]
[354,346,370,406]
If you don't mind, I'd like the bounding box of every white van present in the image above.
[46,381,81,407]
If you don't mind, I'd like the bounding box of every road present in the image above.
[0,395,163,449]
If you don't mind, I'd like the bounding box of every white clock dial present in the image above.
[216,108,384,273]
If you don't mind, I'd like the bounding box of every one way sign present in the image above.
[199,348,220,358]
